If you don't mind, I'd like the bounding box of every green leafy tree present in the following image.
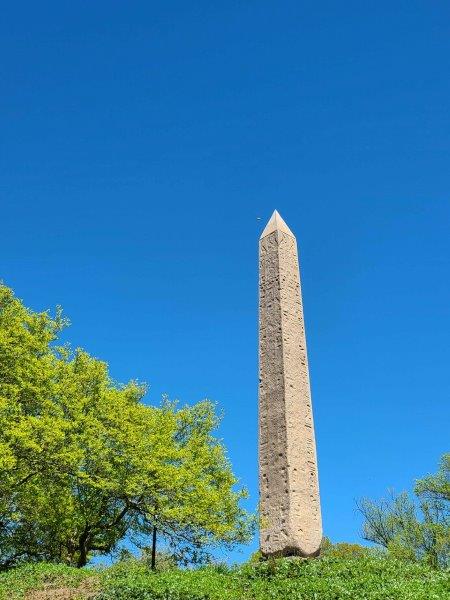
[413,454,450,568]
[357,454,449,568]
[320,537,369,559]
[0,284,253,569]
[0,284,72,567]
[128,399,253,565]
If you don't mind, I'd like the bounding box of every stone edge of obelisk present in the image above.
[260,209,296,239]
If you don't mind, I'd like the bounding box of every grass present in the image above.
[0,562,98,599]
[0,554,448,600]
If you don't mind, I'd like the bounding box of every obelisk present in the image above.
[259,210,322,557]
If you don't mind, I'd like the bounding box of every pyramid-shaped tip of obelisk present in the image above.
[260,210,295,239]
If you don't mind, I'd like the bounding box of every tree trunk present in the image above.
[77,546,88,568]
[77,527,90,568]
[151,526,157,570]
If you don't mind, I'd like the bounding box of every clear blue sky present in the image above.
[1,2,449,562]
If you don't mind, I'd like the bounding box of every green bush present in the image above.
[0,555,448,599]
[322,541,371,559]
[0,562,96,599]
[97,555,449,600]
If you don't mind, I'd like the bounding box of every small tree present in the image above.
[129,399,254,566]
[357,455,449,568]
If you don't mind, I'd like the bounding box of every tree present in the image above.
[413,454,449,568]
[128,399,254,565]
[357,454,449,568]
[0,283,73,568]
[320,537,369,559]
[0,284,253,569]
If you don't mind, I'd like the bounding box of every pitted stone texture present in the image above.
[259,212,322,557]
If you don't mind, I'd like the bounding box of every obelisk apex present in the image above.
[258,210,322,557]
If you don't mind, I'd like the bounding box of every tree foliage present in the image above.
[320,537,369,559]
[357,454,449,568]
[0,284,253,569]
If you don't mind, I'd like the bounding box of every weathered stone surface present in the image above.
[259,210,322,557]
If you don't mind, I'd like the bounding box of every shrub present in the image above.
[1,554,448,599]
[97,554,449,600]
[0,562,97,599]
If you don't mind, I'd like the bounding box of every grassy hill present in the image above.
[0,554,448,600]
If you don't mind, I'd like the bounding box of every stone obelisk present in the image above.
[259,210,322,557]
